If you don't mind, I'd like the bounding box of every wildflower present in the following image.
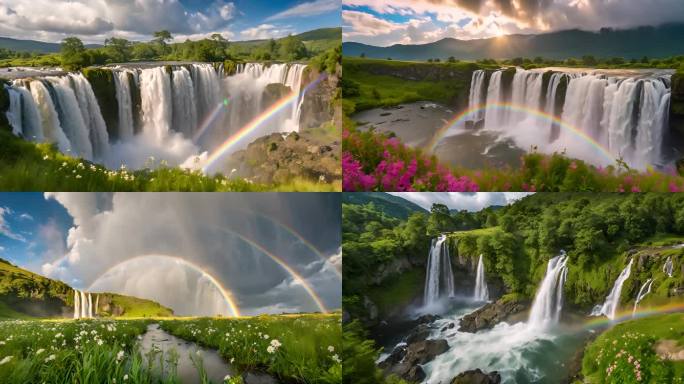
[270,339,281,348]
[36,348,45,355]
[123,374,128,381]
[267,345,276,354]
[43,155,49,160]
[0,356,12,365]
[97,339,104,346]
[263,334,269,340]
[327,346,335,353]
[44,354,56,363]
[332,354,341,363]
[75,174,82,179]
[117,350,124,361]
[224,374,231,382]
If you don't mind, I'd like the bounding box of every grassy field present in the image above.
[582,312,684,384]
[159,314,342,383]
[0,129,338,192]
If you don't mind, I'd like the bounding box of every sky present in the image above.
[342,0,684,46]
[388,192,532,211]
[0,192,341,317]
[0,0,340,44]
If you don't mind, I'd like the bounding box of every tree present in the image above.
[360,52,366,58]
[132,43,157,60]
[104,37,132,63]
[60,37,88,70]
[448,56,456,63]
[582,55,597,66]
[511,57,523,66]
[153,30,173,54]
[534,56,544,64]
[279,35,307,61]
[267,38,278,55]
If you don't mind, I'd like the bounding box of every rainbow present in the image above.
[87,254,241,317]
[584,302,684,329]
[425,102,617,164]
[202,74,327,173]
[213,226,329,313]
[192,98,231,143]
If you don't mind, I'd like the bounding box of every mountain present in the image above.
[0,37,101,53]
[343,23,684,61]
[342,192,427,219]
[0,258,172,318]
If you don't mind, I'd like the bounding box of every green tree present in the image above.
[60,37,89,70]
[582,55,597,66]
[104,37,132,63]
[447,56,456,63]
[153,30,173,55]
[279,35,307,61]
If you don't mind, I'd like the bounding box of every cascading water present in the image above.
[4,62,309,173]
[632,278,653,316]
[591,258,633,320]
[424,235,455,306]
[73,289,94,319]
[473,254,489,301]
[527,252,569,329]
[74,289,80,319]
[466,68,673,169]
[663,256,674,277]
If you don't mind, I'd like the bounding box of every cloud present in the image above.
[343,0,684,44]
[41,193,341,316]
[388,192,533,211]
[241,24,295,40]
[18,213,33,221]
[266,0,340,21]
[0,206,26,242]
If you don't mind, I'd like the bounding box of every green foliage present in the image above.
[160,314,341,383]
[309,45,341,74]
[104,37,132,63]
[60,37,89,70]
[81,67,118,136]
[342,321,405,384]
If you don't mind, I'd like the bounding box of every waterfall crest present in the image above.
[424,235,455,306]
[527,252,568,329]
[632,278,653,316]
[591,258,633,320]
[473,254,489,301]
[467,68,673,169]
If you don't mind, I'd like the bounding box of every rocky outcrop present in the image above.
[372,256,414,285]
[380,339,449,383]
[458,297,528,333]
[98,295,125,317]
[451,369,502,384]
[82,68,118,139]
[224,131,340,186]
[670,71,684,138]
[299,64,340,131]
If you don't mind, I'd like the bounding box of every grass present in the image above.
[0,129,338,192]
[0,302,32,319]
[367,268,424,317]
[159,313,342,383]
[582,312,684,383]
[107,295,174,318]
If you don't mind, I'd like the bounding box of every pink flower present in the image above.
[631,186,641,192]
[569,161,578,170]
[669,182,681,192]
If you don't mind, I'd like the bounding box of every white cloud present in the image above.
[241,24,294,40]
[0,207,26,242]
[19,213,33,221]
[266,0,340,21]
[388,192,533,211]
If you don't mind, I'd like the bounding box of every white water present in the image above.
[73,289,94,319]
[465,68,673,169]
[591,258,633,320]
[424,235,455,306]
[473,254,489,301]
[4,63,308,173]
[632,278,653,316]
[527,252,569,330]
[663,256,674,277]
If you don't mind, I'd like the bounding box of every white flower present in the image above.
[123,374,129,381]
[267,345,276,354]
[44,354,56,363]
[97,339,104,346]
[263,334,269,340]
[270,339,281,348]
[43,155,49,160]
[224,374,231,382]
[327,346,335,353]
[117,350,125,361]
[230,358,235,363]
[75,174,82,179]
[332,354,341,363]
[36,349,45,355]
[0,356,12,365]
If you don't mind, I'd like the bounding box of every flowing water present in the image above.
[527,253,569,330]
[424,235,455,306]
[4,63,309,173]
[633,278,654,316]
[663,256,674,277]
[591,258,633,320]
[473,254,489,301]
[139,323,233,383]
[73,289,95,319]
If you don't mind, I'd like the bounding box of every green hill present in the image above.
[343,23,684,60]
[342,192,427,219]
[0,258,173,318]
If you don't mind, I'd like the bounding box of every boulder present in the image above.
[458,297,527,333]
[378,344,407,369]
[451,369,501,384]
[404,339,449,365]
[406,324,431,344]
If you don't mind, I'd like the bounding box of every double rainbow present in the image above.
[426,102,617,165]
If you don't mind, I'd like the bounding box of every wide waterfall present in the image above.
[527,252,568,329]
[632,278,653,316]
[473,254,489,301]
[663,256,674,277]
[4,63,308,172]
[466,68,673,169]
[591,258,633,320]
[424,235,455,306]
[73,289,95,319]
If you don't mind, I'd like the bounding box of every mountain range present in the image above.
[343,23,684,61]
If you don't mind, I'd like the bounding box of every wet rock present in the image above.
[404,339,449,365]
[378,344,407,369]
[415,314,441,324]
[381,340,447,383]
[243,371,281,384]
[458,297,528,333]
[406,324,431,344]
[451,369,501,384]
[441,322,455,332]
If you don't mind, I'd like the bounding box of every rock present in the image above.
[406,365,426,382]
[406,324,431,344]
[372,257,414,285]
[378,344,407,369]
[441,322,455,332]
[415,314,441,324]
[363,295,378,321]
[298,65,340,130]
[263,83,290,106]
[451,369,501,384]
[458,297,527,333]
[243,371,280,384]
[404,339,449,365]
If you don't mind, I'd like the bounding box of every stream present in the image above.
[138,323,234,383]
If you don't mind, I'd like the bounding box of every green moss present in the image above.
[367,268,423,317]
[126,71,142,135]
[81,67,118,140]
[222,60,239,76]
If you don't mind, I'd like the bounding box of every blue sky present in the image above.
[342,0,684,46]
[0,0,341,43]
[0,193,341,316]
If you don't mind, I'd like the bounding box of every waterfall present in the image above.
[632,278,653,316]
[663,256,674,277]
[94,294,99,316]
[74,289,80,319]
[4,62,309,173]
[591,258,633,320]
[473,254,489,301]
[527,252,568,329]
[467,68,672,169]
[424,235,455,306]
